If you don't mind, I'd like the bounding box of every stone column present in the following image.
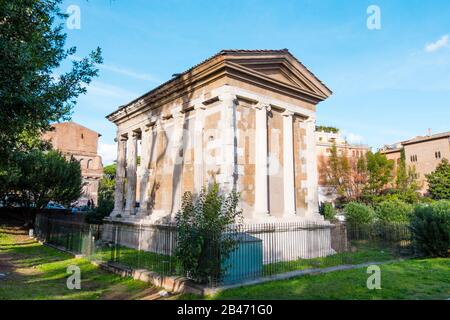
[282,110,296,216]
[112,135,127,216]
[194,104,205,194]
[124,131,139,216]
[305,117,319,217]
[254,103,270,217]
[172,107,185,215]
[137,125,152,217]
[220,94,237,193]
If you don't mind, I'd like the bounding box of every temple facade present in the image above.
[106,49,332,224]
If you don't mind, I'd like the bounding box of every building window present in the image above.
[87,159,92,169]
[410,155,418,162]
[81,133,84,139]
[435,151,441,159]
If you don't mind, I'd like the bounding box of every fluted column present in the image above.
[220,94,237,192]
[254,103,270,217]
[282,110,296,216]
[171,107,185,215]
[137,125,153,216]
[305,117,319,217]
[124,131,139,216]
[112,135,127,216]
[194,104,205,194]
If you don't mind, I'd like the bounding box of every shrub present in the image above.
[375,199,413,223]
[410,200,450,257]
[85,197,114,224]
[175,183,243,284]
[344,202,375,226]
[319,202,336,221]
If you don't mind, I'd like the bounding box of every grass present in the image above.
[264,241,399,274]
[90,245,178,276]
[192,258,450,300]
[0,224,159,300]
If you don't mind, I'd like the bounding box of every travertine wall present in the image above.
[109,84,325,223]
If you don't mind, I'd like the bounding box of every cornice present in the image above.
[107,57,329,124]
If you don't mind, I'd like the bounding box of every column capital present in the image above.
[255,102,271,112]
[171,105,184,118]
[282,110,295,117]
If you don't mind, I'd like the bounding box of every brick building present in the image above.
[380,131,450,194]
[42,122,103,205]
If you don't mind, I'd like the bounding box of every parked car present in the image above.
[46,202,66,210]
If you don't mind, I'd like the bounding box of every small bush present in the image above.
[375,199,413,223]
[175,183,243,284]
[344,202,375,226]
[410,200,450,257]
[319,202,336,221]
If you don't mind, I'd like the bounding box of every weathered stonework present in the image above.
[42,121,103,205]
[106,50,332,224]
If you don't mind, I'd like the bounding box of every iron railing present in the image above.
[34,214,414,287]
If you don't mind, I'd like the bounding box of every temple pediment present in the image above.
[222,50,332,100]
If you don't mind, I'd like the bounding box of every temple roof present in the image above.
[106,49,332,122]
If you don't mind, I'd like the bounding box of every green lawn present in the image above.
[263,241,399,275]
[0,224,159,300]
[198,258,450,300]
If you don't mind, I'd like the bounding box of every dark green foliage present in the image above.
[12,150,82,209]
[315,125,339,133]
[319,202,336,221]
[410,201,450,257]
[0,0,102,161]
[344,202,375,227]
[175,183,243,284]
[375,199,413,223]
[426,159,450,200]
[85,198,113,224]
[85,164,116,224]
[364,151,395,196]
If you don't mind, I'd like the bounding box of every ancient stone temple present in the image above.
[106,49,332,224]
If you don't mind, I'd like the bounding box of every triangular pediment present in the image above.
[223,51,332,99]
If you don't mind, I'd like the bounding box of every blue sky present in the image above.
[58,0,450,164]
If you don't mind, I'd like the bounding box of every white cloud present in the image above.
[99,64,160,83]
[70,54,160,83]
[98,142,117,165]
[342,131,364,144]
[85,81,138,100]
[424,34,449,53]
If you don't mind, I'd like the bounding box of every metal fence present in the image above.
[34,214,414,287]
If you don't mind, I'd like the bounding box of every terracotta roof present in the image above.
[401,131,450,145]
[107,49,331,118]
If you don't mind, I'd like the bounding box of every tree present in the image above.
[320,143,367,201]
[0,0,102,161]
[364,151,394,197]
[395,148,421,203]
[12,150,82,208]
[426,159,450,200]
